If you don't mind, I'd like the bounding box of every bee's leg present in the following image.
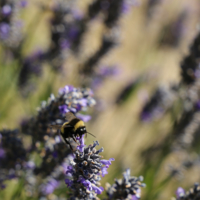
[64,137,73,151]
[72,135,79,144]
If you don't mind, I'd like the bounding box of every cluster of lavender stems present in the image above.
[0,85,146,199]
[138,17,200,200]
[0,0,137,96]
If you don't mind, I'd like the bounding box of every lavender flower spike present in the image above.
[176,187,185,198]
[21,85,96,148]
[65,137,114,199]
[105,169,145,200]
[175,183,200,200]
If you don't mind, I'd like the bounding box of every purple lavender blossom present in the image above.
[76,113,91,122]
[65,137,114,199]
[176,187,185,198]
[20,0,28,7]
[2,5,12,16]
[0,23,10,39]
[59,105,69,114]
[175,183,200,200]
[58,85,74,94]
[40,179,60,195]
[76,135,85,152]
[21,86,95,147]
[105,169,145,199]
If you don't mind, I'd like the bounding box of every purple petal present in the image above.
[2,5,12,16]
[69,107,77,113]
[59,85,74,94]
[101,158,115,166]
[65,178,73,187]
[0,23,10,39]
[76,113,91,122]
[176,187,185,198]
[77,135,85,152]
[135,188,141,199]
[91,184,104,194]
[101,166,108,177]
[20,0,28,7]
[79,99,88,107]
[78,177,92,190]
[131,195,139,200]
[25,161,35,169]
[41,179,60,195]
[59,105,69,114]
[66,166,74,175]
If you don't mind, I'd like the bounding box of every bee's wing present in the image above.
[49,124,62,129]
[65,112,76,121]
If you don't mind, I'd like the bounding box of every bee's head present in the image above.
[76,126,87,136]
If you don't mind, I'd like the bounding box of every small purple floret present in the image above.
[76,113,91,122]
[25,161,35,169]
[59,85,74,95]
[65,178,73,187]
[20,0,28,7]
[0,23,10,39]
[59,105,69,114]
[76,135,85,152]
[101,166,108,177]
[91,184,104,194]
[66,166,74,175]
[79,99,88,107]
[2,5,12,16]
[78,177,92,190]
[101,158,115,166]
[131,195,139,200]
[176,187,185,198]
[41,179,60,195]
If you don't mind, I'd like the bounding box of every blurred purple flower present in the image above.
[20,0,28,7]
[59,105,69,114]
[76,113,91,122]
[40,179,60,195]
[76,135,85,152]
[0,23,10,39]
[176,187,185,198]
[2,5,12,16]
[0,148,5,159]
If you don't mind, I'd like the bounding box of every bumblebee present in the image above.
[50,112,95,150]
